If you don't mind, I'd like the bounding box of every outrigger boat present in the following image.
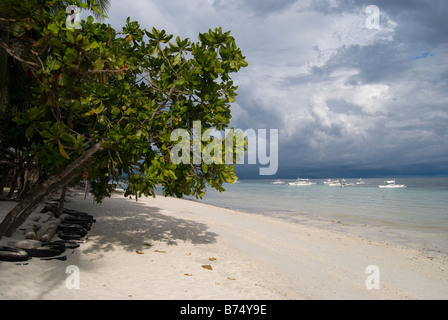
[378,179,406,188]
[288,178,316,186]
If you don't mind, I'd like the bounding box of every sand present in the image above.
[0,188,447,300]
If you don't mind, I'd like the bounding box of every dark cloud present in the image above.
[213,0,298,17]
[281,65,334,86]
[324,43,410,84]
[229,90,284,130]
[309,0,448,46]
[299,0,358,15]
[271,0,448,177]
[107,0,448,178]
[374,0,448,46]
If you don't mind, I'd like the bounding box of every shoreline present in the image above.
[184,180,448,257]
[185,195,448,258]
[1,189,447,299]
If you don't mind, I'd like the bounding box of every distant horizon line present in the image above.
[234,174,448,180]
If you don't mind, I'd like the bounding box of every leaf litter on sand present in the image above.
[201,265,213,270]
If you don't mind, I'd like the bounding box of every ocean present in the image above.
[187,177,448,255]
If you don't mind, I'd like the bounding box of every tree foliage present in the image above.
[0,0,247,237]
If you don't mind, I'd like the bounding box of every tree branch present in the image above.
[0,41,39,68]
[148,84,177,122]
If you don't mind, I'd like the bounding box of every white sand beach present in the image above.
[1,188,447,300]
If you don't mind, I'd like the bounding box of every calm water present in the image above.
[187,177,448,255]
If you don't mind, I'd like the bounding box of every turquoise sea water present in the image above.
[188,177,448,255]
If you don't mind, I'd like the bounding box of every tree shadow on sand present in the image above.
[69,195,218,254]
[2,194,218,299]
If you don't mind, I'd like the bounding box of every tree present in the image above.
[0,0,111,200]
[0,0,247,238]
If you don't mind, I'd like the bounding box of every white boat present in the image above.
[328,179,352,187]
[378,179,406,188]
[289,178,316,186]
[356,178,365,185]
[340,179,356,187]
[328,180,342,186]
[272,179,285,184]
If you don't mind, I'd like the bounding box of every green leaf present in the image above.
[39,130,53,139]
[57,72,69,86]
[201,163,208,173]
[52,59,62,71]
[10,22,25,37]
[173,52,181,65]
[66,30,75,43]
[58,142,70,159]
[95,102,105,114]
[25,126,34,140]
[48,23,59,35]
[93,58,104,71]
[82,102,105,117]
[89,41,99,50]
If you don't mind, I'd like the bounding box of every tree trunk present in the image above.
[1,169,79,236]
[58,184,68,210]
[7,167,24,198]
[0,138,107,238]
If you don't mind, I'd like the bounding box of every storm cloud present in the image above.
[105,0,448,178]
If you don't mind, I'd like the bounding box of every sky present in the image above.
[103,0,447,178]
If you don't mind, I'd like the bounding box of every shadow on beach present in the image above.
[66,192,218,254]
[0,191,219,299]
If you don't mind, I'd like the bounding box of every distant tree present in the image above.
[0,0,247,238]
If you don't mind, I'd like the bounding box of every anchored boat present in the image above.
[378,179,406,188]
[288,178,316,186]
